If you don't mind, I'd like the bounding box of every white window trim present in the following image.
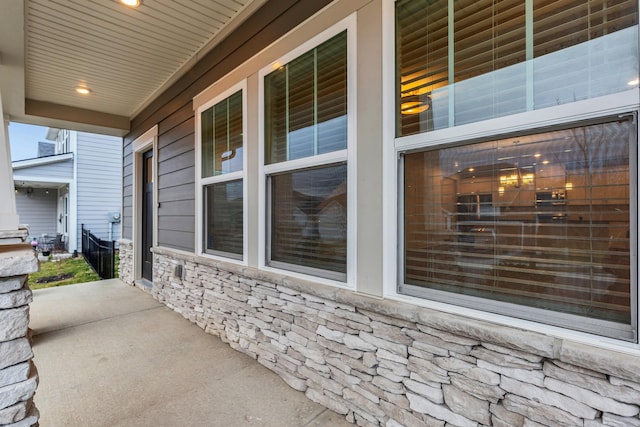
[383,0,640,348]
[258,13,357,289]
[195,80,248,264]
[132,125,158,282]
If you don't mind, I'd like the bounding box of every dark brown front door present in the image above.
[142,149,153,281]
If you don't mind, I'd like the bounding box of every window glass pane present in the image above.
[453,0,527,125]
[317,31,348,154]
[288,51,316,160]
[396,0,639,136]
[403,117,633,330]
[396,0,448,134]
[202,90,243,177]
[533,0,639,109]
[265,32,348,164]
[205,180,243,257]
[270,164,347,277]
[265,68,288,164]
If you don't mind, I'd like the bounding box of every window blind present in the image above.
[396,0,638,136]
[205,180,243,257]
[201,90,243,177]
[270,164,347,278]
[403,117,633,327]
[264,31,347,164]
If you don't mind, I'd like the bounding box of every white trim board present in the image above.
[131,125,158,282]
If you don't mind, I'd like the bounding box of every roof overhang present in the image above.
[0,0,264,137]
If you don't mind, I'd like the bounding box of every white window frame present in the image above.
[383,0,640,348]
[195,80,248,264]
[258,14,357,288]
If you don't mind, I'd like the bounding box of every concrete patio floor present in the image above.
[30,279,351,427]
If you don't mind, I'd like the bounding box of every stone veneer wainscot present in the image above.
[118,243,640,427]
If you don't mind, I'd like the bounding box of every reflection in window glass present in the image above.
[205,180,243,257]
[395,0,639,136]
[270,164,347,278]
[403,117,634,336]
[202,90,243,177]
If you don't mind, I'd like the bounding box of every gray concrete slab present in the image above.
[30,279,352,427]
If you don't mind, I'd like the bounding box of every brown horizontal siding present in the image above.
[158,134,194,161]
[158,183,195,203]
[122,139,134,239]
[158,230,195,252]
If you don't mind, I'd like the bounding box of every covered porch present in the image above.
[30,278,348,426]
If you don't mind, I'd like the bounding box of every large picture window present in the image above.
[402,116,636,339]
[199,89,244,259]
[263,26,350,281]
[395,0,639,136]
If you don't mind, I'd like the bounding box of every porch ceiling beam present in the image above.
[24,99,130,137]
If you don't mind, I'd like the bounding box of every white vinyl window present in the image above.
[197,83,247,261]
[394,0,639,341]
[395,0,639,136]
[260,17,356,283]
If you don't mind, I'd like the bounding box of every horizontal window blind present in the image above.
[403,117,634,328]
[264,31,347,164]
[396,0,638,136]
[205,180,243,257]
[201,90,243,177]
[270,164,347,278]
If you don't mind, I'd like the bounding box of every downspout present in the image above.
[69,131,78,252]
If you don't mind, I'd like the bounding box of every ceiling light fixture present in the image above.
[120,0,141,7]
[76,86,92,95]
[628,78,639,86]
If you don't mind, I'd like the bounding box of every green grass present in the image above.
[29,256,103,290]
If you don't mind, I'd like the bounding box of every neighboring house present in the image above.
[12,128,122,252]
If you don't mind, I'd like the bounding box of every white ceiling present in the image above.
[0,0,263,136]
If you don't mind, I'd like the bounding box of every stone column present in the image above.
[0,91,40,425]
[0,229,39,426]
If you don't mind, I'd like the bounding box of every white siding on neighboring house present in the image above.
[15,187,57,239]
[13,156,73,182]
[75,132,122,249]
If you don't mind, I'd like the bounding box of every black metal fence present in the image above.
[81,224,116,279]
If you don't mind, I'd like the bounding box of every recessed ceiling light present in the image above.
[76,87,92,95]
[628,78,639,86]
[121,0,141,7]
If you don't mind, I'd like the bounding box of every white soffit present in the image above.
[24,0,258,120]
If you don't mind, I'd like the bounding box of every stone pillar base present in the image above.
[0,228,39,426]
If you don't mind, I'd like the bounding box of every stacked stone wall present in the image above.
[125,245,640,427]
[0,230,39,427]
[117,239,133,287]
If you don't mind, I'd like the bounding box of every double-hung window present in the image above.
[198,85,245,260]
[395,0,639,340]
[262,20,353,282]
